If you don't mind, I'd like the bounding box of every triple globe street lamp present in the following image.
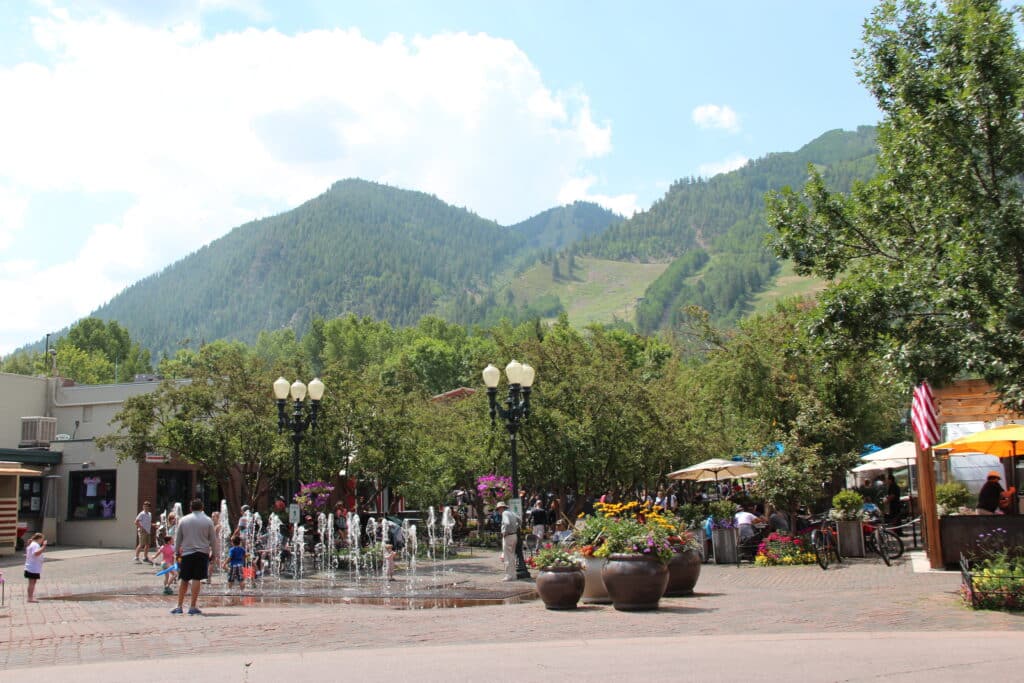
[482,359,535,580]
[273,376,325,504]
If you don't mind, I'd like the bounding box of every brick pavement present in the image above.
[1,545,1021,672]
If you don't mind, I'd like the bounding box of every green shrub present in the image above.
[708,500,738,529]
[831,489,865,520]
[936,482,972,516]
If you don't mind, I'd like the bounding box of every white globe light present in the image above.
[482,364,500,388]
[290,380,307,401]
[273,377,291,400]
[308,377,325,401]
[505,360,524,385]
[520,363,535,388]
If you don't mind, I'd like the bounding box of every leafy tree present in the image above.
[682,302,904,490]
[61,317,151,382]
[0,350,48,376]
[96,341,286,516]
[55,345,114,385]
[768,0,1024,409]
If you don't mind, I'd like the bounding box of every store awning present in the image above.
[0,448,61,466]
[0,461,44,476]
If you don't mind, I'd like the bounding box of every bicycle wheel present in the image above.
[882,529,904,559]
[812,529,830,570]
[874,527,891,566]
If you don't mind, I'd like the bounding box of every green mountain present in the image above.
[93,180,525,355]
[510,201,622,250]
[19,127,880,360]
[580,126,878,332]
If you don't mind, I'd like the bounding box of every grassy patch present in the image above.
[509,257,669,326]
[750,261,829,314]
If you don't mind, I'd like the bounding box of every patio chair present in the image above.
[736,526,765,565]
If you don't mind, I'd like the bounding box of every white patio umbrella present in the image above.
[851,458,907,473]
[860,441,916,462]
[667,458,756,482]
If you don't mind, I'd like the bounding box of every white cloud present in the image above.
[698,155,749,178]
[0,8,618,353]
[692,104,741,133]
[0,187,29,250]
[557,176,637,217]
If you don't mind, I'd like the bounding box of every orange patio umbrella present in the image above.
[932,424,1024,458]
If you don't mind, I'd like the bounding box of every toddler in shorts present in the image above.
[223,535,246,590]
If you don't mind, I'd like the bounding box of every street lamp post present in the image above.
[482,359,535,580]
[273,377,325,503]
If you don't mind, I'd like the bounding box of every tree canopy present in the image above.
[768,0,1024,409]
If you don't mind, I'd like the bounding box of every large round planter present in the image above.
[601,553,669,611]
[535,565,585,610]
[580,555,611,604]
[664,547,702,597]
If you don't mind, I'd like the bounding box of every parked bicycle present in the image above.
[806,515,842,570]
[808,512,904,570]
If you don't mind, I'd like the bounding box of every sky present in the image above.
[0,0,882,355]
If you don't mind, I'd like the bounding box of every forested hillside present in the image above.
[94,179,525,356]
[13,128,881,360]
[510,201,621,251]
[592,126,879,331]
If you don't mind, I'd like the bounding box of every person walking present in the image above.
[24,532,46,603]
[171,498,215,615]
[134,501,154,564]
[497,500,520,581]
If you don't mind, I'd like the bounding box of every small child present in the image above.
[24,532,46,603]
[383,543,396,581]
[224,535,246,590]
[155,535,177,594]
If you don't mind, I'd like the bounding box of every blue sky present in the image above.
[0,0,880,354]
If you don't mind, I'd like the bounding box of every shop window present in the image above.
[19,476,42,517]
[155,470,192,515]
[68,470,117,520]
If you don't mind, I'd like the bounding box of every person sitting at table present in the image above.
[977,471,1016,515]
[734,504,766,541]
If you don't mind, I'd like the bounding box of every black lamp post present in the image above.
[482,359,535,580]
[273,376,325,502]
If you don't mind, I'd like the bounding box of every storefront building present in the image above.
[0,372,200,549]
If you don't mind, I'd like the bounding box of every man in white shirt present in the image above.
[134,501,153,564]
[497,500,520,581]
[734,505,766,541]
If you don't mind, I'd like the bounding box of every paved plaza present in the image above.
[1,545,1022,681]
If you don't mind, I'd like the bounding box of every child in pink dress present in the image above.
[155,535,177,594]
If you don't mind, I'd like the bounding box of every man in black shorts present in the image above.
[172,498,216,615]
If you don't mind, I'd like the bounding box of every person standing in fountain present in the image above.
[496,500,520,582]
[171,498,215,616]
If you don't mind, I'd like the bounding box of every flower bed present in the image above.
[753,532,816,566]
[960,529,1024,610]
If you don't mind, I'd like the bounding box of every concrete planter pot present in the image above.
[580,555,611,604]
[535,565,585,610]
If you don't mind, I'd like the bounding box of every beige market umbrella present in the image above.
[860,441,916,462]
[667,458,756,482]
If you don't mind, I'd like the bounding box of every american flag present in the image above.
[911,381,941,449]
